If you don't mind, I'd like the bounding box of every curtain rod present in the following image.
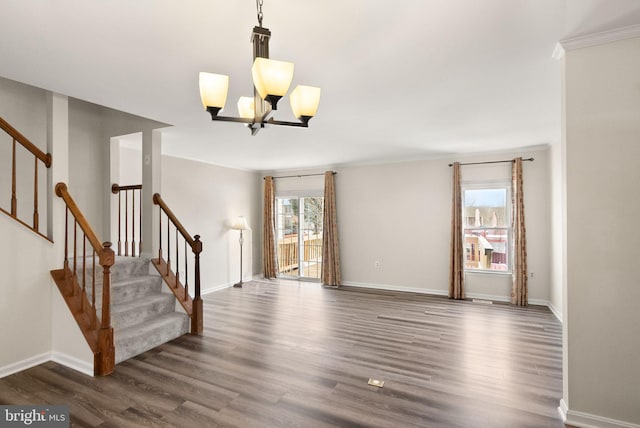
[448,157,534,167]
[263,171,337,180]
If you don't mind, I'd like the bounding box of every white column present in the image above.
[46,92,68,243]
[141,129,162,257]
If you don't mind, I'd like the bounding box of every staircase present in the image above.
[86,256,190,364]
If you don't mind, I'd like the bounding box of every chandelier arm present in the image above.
[207,113,308,128]
[209,115,255,125]
[266,118,309,128]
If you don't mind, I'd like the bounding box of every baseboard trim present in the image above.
[341,280,448,297]
[548,301,563,323]
[559,399,569,422]
[559,399,640,428]
[201,282,233,296]
[51,351,94,377]
[0,352,50,379]
[341,281,551,308]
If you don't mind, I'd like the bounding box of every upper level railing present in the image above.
[111,183,142,257]
[152,193,203,334]
[53,182,115,375]
[0,116,52,238]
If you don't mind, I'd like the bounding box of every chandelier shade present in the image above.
[237,97,255,119]
[290,85,321,123]
[199,72,229,111]
[251,58,294,110]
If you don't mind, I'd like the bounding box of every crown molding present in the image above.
[552,23,640,59]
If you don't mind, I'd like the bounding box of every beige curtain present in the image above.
[511,158,528,306]
[263,176,278,278]
[322,171,341,286]
[449,162,465,299]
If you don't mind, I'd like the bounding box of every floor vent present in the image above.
[472,299,493,304]
[368,378,384,388]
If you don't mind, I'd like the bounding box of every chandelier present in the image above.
[199,0,321,136]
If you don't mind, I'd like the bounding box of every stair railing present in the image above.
[111,183,142,256]
[52,182,115,376]
[0,116,52,237]
[152,193,203,334]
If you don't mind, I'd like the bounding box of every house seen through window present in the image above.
[463,186,510,273]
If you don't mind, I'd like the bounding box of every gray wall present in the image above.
[161,156,262,291]
[328,148,551,303]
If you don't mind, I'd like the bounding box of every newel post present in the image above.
[191,235,203,335]
[96,242,115,375]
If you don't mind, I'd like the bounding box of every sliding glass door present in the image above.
[276,196,324,280]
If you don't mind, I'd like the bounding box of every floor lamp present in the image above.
[231,216,249,288]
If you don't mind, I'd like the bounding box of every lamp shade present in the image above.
[237,96,255,119]
[199,72,229,110]
[290,85,321,120]
[231,216,249,230]
[251,58,294,101]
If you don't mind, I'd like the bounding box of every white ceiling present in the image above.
[1,0,639,171]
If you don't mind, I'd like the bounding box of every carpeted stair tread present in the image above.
[89,275,163,306]
[111,293,177,329]
[114,312,189,364]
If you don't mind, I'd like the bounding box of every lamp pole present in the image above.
[234,229,244,288]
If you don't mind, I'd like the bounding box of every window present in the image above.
[463,185,510,273]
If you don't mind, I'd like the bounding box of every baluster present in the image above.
[167,217,171,276]
[131,189,136,256]
[158,207,162,261]
[64,208,69,276]
[139,188,143,257]
[82,235,87,310]
[11,139,17,216]
[92,249,96,328]
[117,191,122,256]
[124,190,129,256]
[73,219,78,296]
[175,227,180,295]
[184,240,189,299]
[33,157,39,231]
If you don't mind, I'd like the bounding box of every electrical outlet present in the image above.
[374,261,381,269]
[530,272,534,278]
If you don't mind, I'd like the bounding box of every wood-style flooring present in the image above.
[0,279,565,427]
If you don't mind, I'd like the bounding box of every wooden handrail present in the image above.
[153,193,196,247]
[1,116,52,236]
[56,183,104,256]
[53,182,115,376]
[152,192,203,334]
[111,183,142,193]
[0,116,52,167]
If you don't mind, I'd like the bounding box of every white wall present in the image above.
[161,156,262,292]
[0,78,53,373]
[0,77,48,236]
[563,36,640,426]
[69,99,106,238]
[333,148,551,303]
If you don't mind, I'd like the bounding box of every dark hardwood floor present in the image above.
[0,279,565,427]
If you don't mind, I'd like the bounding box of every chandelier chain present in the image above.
[256,0,264,27]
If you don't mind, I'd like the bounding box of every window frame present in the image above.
[461,182,512,275]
